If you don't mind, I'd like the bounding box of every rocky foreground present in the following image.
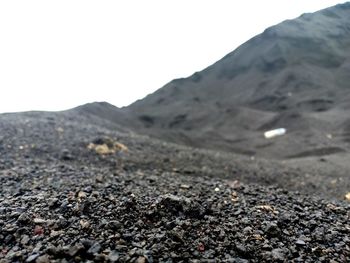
[0,111,349,262]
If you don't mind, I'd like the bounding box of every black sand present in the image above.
[0,111,349,262]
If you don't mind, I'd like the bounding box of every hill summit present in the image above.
[116,2,350,158]
[78,3,350,159]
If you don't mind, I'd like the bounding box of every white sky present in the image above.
[0,0,345,113]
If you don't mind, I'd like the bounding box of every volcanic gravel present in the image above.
[0,111,349,262]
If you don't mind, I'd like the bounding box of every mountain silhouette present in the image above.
[81,2,350,159]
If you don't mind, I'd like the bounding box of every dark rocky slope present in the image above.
[118,2,350,159]
[2,3,350,262]
[0,111,349,262]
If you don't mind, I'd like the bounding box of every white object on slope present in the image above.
[264,128,286,139]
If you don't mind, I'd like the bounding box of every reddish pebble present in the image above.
[198,243,205,252]
[34,225,44,235]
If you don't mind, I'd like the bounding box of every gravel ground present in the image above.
[0,111,349,262]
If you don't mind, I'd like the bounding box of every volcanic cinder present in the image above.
[1,2,350,262]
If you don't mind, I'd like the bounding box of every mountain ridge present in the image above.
[78,2,350,159]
